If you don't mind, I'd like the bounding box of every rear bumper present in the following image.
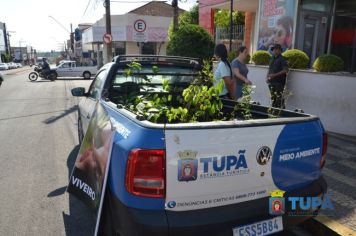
[104,176,327,236]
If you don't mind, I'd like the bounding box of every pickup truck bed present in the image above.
[69,55,328,236]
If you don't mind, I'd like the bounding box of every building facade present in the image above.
[199,0,356,72]
[80,2,184,66]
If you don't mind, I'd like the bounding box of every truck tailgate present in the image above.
[164,121,323,211]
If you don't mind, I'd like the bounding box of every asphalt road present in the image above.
[0,68,95,235]
[0,68,318,236]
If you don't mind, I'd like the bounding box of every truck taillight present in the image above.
[320,133,328,169]
[125,149,165,198]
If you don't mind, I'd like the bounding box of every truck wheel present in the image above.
[83,72,91,80]
[98,188,121,236]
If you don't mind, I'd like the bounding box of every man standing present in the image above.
[266,44,289,108]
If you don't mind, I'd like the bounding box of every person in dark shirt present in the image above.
[41,58,50,77]
[266,44,289,108]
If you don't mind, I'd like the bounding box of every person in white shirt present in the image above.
[213,44,236,100]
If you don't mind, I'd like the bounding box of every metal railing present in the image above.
[215,25,245,42]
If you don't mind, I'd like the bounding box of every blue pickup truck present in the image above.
[69,55,328,236]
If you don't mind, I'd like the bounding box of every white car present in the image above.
[7,62,17,69]
[0,63,9,70]
[55,60,98,79]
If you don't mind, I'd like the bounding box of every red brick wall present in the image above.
[244,12,254,51]
[199,0,228,35]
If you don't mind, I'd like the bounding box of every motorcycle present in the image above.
[28,66,58,81]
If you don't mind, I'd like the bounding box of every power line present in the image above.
[83,0,92,17]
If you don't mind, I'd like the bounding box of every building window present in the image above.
[142,42,156,55]
[113,42,126,56]
[331,0,356,72]
[300,0,333,13]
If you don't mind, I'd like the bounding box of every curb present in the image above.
[303,216,356,236]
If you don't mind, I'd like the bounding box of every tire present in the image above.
[83,71,91,80]
[49,72,58,81]
[28,72,38,81]
[78,113,84,144]
[98,188,120,236]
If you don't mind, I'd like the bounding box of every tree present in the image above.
[214,10,245,27]
[179,4,199,26]
[167,24,214,61]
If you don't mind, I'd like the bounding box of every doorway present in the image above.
[297,11,329,65]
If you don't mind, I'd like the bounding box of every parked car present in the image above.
[70,55,328,236]
[7,62,17,69]
[55,60,98,79]
[0,63,9,70]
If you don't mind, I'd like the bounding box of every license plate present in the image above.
[233,216,283,236]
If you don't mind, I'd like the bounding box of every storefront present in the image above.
[199,0,356,72]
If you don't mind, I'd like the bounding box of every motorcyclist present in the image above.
[41,58,50,78]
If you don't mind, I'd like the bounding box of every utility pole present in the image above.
[229,0,233,52]
[172,0,178,32]
[70,23,74,53]
[104,0,112,63]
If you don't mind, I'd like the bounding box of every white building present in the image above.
[81,1,184,66]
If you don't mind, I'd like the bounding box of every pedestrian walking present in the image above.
[231,46,252,100]
[266,44,289,108]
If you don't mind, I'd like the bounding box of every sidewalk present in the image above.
[320,132,356,232]
[1,66,32,75]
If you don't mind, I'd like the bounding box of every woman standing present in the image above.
[213,44,236,100]
[231,46,252,100]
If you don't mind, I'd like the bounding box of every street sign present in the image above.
[134,19,146,32]
[133,19,148,42]
[103,33,112,44]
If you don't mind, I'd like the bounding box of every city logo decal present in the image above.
[177,150,198,182]
[269,190,285,216]
[256,146,272,165]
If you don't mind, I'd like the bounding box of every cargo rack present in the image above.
[112,55,201,69]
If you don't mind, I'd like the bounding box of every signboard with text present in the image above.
[133,19,148,42]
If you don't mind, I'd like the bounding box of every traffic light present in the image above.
[74,28,82,41]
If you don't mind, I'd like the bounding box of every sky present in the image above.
[0,0,196,52]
